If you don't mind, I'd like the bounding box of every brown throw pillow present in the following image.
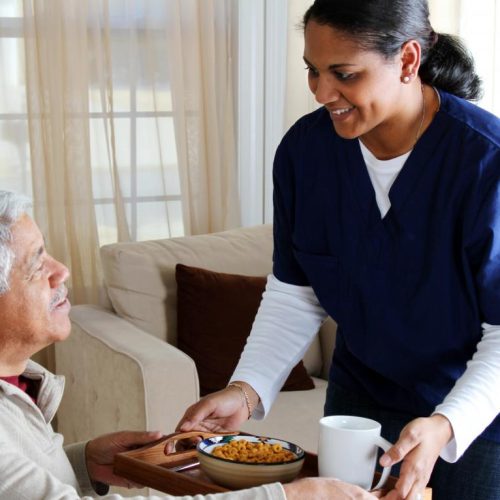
[175,263,315,396]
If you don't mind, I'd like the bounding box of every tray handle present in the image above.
[122,430,239,466]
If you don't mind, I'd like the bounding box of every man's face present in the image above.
[0,215,71,366]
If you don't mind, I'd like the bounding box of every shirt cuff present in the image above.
[431,410,459,462]
[64,441,109,496]
[229,370,275,420]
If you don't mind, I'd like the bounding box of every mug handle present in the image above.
[371,436,393,491]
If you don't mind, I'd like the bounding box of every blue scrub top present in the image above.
[273,90,500,442]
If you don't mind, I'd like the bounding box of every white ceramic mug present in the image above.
[318,415,393,490]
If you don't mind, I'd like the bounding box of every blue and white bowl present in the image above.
[197,434,305,489]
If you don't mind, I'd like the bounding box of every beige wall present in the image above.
[285,0,317,130]
[428,0,460,33]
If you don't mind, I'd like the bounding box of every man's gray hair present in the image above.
[0,191,32,294]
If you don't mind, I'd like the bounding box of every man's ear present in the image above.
[399,40,422,83]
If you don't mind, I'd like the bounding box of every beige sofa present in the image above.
[55,224,337,455]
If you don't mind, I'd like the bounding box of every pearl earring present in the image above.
[402,74,412,83]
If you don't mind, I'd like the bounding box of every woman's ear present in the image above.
[400,39,422,84]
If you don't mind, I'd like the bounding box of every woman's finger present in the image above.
[380,426,422,467]
[393,446,432,499]
[406,486,424,500]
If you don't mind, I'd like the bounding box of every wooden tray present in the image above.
[114,432,432,498]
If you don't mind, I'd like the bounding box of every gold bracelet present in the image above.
[227,382,253,419]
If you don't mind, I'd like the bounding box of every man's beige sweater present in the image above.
[0,360,286,500]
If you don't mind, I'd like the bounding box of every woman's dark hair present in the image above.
[303,0,482,100]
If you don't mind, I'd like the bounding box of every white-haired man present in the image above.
[0,190,388,499]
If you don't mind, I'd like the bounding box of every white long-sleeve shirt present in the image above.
[232,141,500,463]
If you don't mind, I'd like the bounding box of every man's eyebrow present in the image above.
[303,56,356,70]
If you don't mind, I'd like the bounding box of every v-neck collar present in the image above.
[388,108,447,216]
[341,92,448,229]
[342,138,378,227]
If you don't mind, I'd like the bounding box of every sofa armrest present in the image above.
[55,305,199,444]
[319,317,337,380]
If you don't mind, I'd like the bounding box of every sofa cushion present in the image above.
[100,224,324,377]
[101,225,275,345]
[175,264,315,396]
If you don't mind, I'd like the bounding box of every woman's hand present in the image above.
[283,477,386,499]
[379,414,453,499]
[176,382,259,434]
[85,430,162,488]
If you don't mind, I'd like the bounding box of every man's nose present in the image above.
[49,257,70,287]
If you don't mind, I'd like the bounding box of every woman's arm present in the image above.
[433,322,500,461]
[230,274,327,418]
[177,274,327,434]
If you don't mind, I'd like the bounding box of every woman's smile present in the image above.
[327,105,356,121]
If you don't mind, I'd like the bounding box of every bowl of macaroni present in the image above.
[197,435,305,489]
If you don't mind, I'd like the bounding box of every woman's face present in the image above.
[304,20,405,141]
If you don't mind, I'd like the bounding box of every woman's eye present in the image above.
[334,71,355,81]
[305,66,319,77]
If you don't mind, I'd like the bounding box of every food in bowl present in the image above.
[197,435,305,489]
[212,439,297,463]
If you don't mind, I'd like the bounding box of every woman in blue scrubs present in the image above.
[177,1,500,499]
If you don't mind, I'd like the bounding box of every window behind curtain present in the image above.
[0,0,184,245]
[0,1,31,197]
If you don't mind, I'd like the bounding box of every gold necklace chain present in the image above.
[414,83,426,147]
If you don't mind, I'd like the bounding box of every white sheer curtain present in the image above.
[168,1,239,235]
[3,0,239,303]
[23,0,102,307]
[0,0,238,369]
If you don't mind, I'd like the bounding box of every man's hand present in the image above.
[379,415,453,499]
[85,430,162,488]
[283,477,386,499]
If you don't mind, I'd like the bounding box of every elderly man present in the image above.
[0,190,388,499]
